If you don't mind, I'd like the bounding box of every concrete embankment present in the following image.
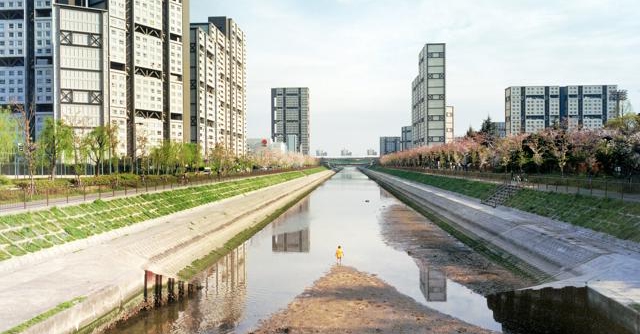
[361,168,640,334]
[0,170,334,334]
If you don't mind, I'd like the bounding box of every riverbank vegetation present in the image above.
[0,167,326,261]
[380,114,640,179]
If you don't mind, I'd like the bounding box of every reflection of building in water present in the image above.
[272,229,310,252]
[271,200,311,253]
[179,242,248,332]
[487,287,632,334]
[418,261,447,302]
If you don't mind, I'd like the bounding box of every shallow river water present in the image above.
[107,167,629,334]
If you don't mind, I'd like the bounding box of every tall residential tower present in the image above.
[271,87,310,155]
[412,43,452,147]
[0,0,190,158]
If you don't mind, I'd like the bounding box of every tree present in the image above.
[84,126,110,176]
[106,122,120,173]
[525,134,546,173]
[37,118,72,179]
[0,108,18,163]
[542,128,570,176]
[605,113,640,136]
[15,104,37,194]
[479,115,498,147]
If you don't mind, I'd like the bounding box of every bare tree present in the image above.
[14,104,37,194]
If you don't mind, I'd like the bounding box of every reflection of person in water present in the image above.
[335,245,343,265]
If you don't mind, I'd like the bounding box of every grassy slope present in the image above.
[0,167,326,261]
[374,167,640,243]
[371,167,497,199]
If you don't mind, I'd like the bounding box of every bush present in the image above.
[0,175,10,186]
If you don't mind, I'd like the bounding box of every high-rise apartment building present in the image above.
[0,1,109,137]
[366,149,378,156]
[94,0,188,156]
[271,87,310,155]
[380,136,401,156]
[400,126,412,151]
[412,43,450,147]
[0,0,190,157]
[505,85,618,136]
[189,17,246,156]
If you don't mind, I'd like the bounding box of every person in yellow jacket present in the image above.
[335,245,343,265]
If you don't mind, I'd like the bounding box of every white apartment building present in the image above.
[94,0,187,156]
[0,0,190,158]
[505,85,618,136]
[190,17,246,157]
[271,87,310,155]
[412,43,453,147]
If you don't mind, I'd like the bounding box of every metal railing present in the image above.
[0,167,311,213]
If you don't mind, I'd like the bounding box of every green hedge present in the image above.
[0,167,326,261]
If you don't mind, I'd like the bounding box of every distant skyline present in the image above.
[191,0,640,156]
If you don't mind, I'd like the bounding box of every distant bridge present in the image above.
[319,156,378,166]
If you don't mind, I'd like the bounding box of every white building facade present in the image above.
[505,85,618,136]
[189,16,246,157]
[0,0,190,158]
[412,43,451,147]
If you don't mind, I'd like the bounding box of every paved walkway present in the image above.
[0,170,334,333]
[363,169,640,318]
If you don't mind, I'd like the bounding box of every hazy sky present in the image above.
[191,0,640,156]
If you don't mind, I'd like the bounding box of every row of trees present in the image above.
[0,106,319,187]
[380,114,640,178]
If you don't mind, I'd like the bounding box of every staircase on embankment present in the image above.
[481,183,522,208]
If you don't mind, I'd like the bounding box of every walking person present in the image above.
[335,245,344,265]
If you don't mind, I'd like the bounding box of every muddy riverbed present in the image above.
[253,265,498,334]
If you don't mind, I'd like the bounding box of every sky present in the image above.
[191,0,640,156]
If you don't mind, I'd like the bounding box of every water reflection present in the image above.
[487,287,632,334]
[418,260,447,302]
[271,200,310,253]
[109,168,504,333]
[107,244,247,334]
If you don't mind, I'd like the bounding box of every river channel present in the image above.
[107,167,629,334]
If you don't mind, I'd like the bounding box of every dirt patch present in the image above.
[379,202,533,295]
[252,265,497,334]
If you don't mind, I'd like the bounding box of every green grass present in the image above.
[2,296,86,334]
[631,303,640,312]
[506,189,640,242]
[0,167,327,262]
[373,167,640,243]
[372,167,498,199]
